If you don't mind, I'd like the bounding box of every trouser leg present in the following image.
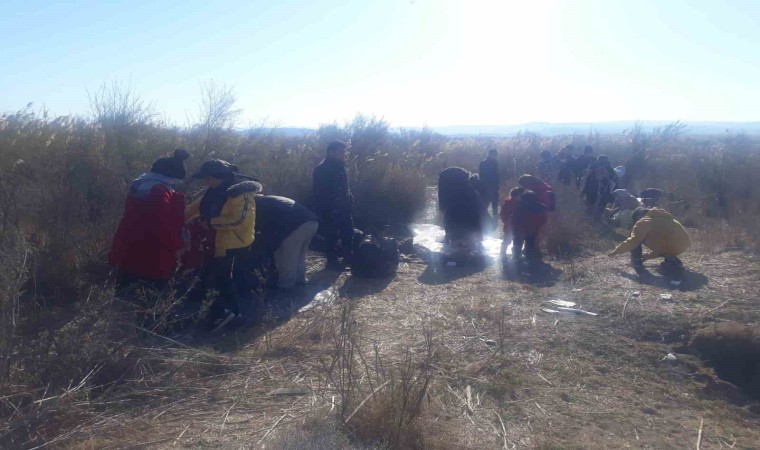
[512,237,524,258]
[524,235,541,261]
[206,256,239,320]
[297,221,318,283]
[630,244,643,268]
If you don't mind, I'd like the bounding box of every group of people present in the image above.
[109,141,357,333]
[437,145,691,286]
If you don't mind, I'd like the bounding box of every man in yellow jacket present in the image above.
[609,207,691,286]
[186,160,262,332]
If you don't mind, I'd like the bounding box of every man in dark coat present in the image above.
[312,140,354,268]
[478,148,500,216]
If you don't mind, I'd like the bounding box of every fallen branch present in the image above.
[696,417,704,450]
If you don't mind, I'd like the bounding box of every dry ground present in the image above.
[60,243,760,450]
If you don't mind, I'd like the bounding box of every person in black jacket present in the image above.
[254,195,319,289]
[478,149,500,216]
[312,140,354,268]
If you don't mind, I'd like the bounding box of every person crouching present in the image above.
[185,160,262,332]
[608,207,691,286]
[511,191,548,262]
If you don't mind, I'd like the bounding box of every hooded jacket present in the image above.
[186,180,262,257]
[109,173,186,280]
[611,208,690,260]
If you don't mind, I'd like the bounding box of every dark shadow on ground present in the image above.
[338,274,394,299]
[417,252,493,285]
[501,258,562,287]
[619,266,708,292]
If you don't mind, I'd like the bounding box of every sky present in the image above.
[1,0,759,128]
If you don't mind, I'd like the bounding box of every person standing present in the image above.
[478,148,500,216]
[185,160,261,332]
[110,149,190,291]
[511,190,548,262]
[254,195,319,289]
[312,141,354,269]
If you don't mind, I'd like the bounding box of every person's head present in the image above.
[614,165,626,179]
[518,174,542,190]
[509,186,525,199]
[151,148,190,180]
[597,154,609,165]
[326,140,349,163]
[487,148,498,159]
[584,145,593,155]
[192,159,238,187]
[632,207,651,224]
[540,150,551,160]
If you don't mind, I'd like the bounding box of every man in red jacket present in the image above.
[110,149,190,290]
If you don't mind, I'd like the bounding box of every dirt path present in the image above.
[84,243,755,450]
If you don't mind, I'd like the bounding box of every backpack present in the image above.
[351,233,400,278]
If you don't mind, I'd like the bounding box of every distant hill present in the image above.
[244,121,760,138]
[430,121,760,137]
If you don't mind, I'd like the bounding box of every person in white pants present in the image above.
[254,195,319,289]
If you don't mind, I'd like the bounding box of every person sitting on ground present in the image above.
[254,194,319,289]
[639,188,667,207]
[110,149,190,291]
[312,140,354,269]
[511,190,548,262]
[478,149,500,216]
[185,160,262,332]
[438,167,486,254]
[518,174,555,211]
[499,187,524,259]
[608,207,691,286]
[607,189,642,228]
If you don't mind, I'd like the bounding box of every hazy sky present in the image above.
[2,0,758,127]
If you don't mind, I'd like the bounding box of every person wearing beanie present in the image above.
[185,159,262,332]
[109,149,191,289]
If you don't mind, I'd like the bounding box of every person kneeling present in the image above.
[608,207,691,286]
[511,191,547,262]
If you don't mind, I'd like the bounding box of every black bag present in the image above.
[351,233,400,278]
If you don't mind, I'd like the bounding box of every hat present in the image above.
[191,159,239,179]
[614,165,626,178]
[151,148,190,179]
